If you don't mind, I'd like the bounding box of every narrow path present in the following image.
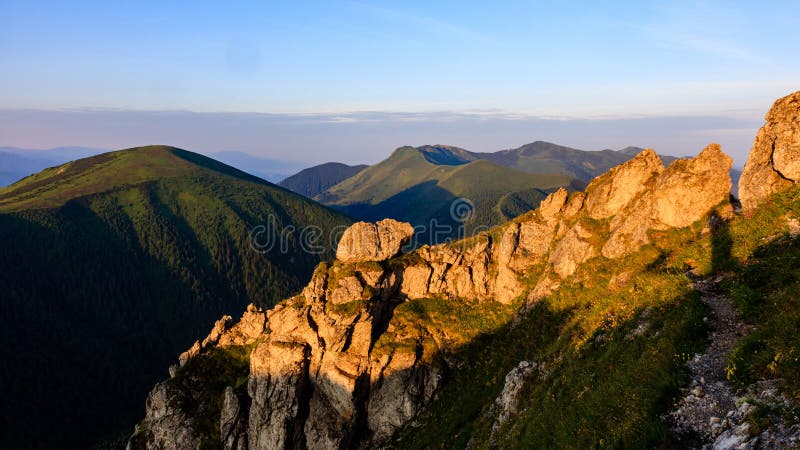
[666,276,754,447]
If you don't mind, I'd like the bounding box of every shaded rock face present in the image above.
[489,361,538,433]
[132,143,736,449]
[134,382,200,450]
[739,91,800,211]
[336,219,415,263]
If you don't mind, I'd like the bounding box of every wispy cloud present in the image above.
[347,1,508,48]
[637,1,773,66]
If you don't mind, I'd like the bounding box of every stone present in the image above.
[650,144,732,230]
[400,264,433,298]
[336,219,414,263]
[131,107,759,450]
[740,91,800,211]
[220,387,248,450]
[201,315,233,348]
[584,149,663,219]
[329,275,364,304]
[132,382,200,450]
[490,361,538,433]
[549,223,596,278]
[248,340,311,450]
[536,188,569,220]
[367,348,441,443]
[603,144,733,259]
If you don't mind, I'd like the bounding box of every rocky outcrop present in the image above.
[132,141,737,449]
[602,144,732,259]
[489,361,539,433]
[220,387,249,450]
[739,91,800,211]
[336,219,415,263]
[584,149,664,219]
[132,382,200,450]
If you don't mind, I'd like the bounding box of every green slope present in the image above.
[316,146,579,243]
[0,145,351,449]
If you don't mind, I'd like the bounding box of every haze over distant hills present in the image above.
[209,150,308,182]
[279,162,368,198]
[0,145,350,448]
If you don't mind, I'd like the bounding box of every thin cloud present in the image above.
[348,1,508,48]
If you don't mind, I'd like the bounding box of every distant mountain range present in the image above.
[278,141,699,242]
[0,145,350,448]
[311,146,581,242]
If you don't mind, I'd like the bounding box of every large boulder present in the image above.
[739,91,800,211]
[336,219,414,263]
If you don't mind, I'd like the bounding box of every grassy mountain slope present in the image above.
[316,146,578,242]
[304,143,684,243]
[279,161,368,198]
[0,145,351,449]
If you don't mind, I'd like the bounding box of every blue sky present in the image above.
[1,1,798,165]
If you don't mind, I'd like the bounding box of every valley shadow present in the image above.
[0,205,199,449]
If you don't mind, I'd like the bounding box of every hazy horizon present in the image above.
[0,108,766,168]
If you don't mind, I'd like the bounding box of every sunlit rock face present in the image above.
[335,219,414,263]
[601,144,732,259]
[739,91,800,212]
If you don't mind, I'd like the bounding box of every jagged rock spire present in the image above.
[739,91,800,211]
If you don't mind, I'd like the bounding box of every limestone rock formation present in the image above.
[490,361,539,433]
[739,91,800,211]
[602,144,732,259]
[336,218,415,263]
[131,142,738,449]
[584,149,664,219]
[132,382,200,450]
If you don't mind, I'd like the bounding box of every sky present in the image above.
[1,0,798,167]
